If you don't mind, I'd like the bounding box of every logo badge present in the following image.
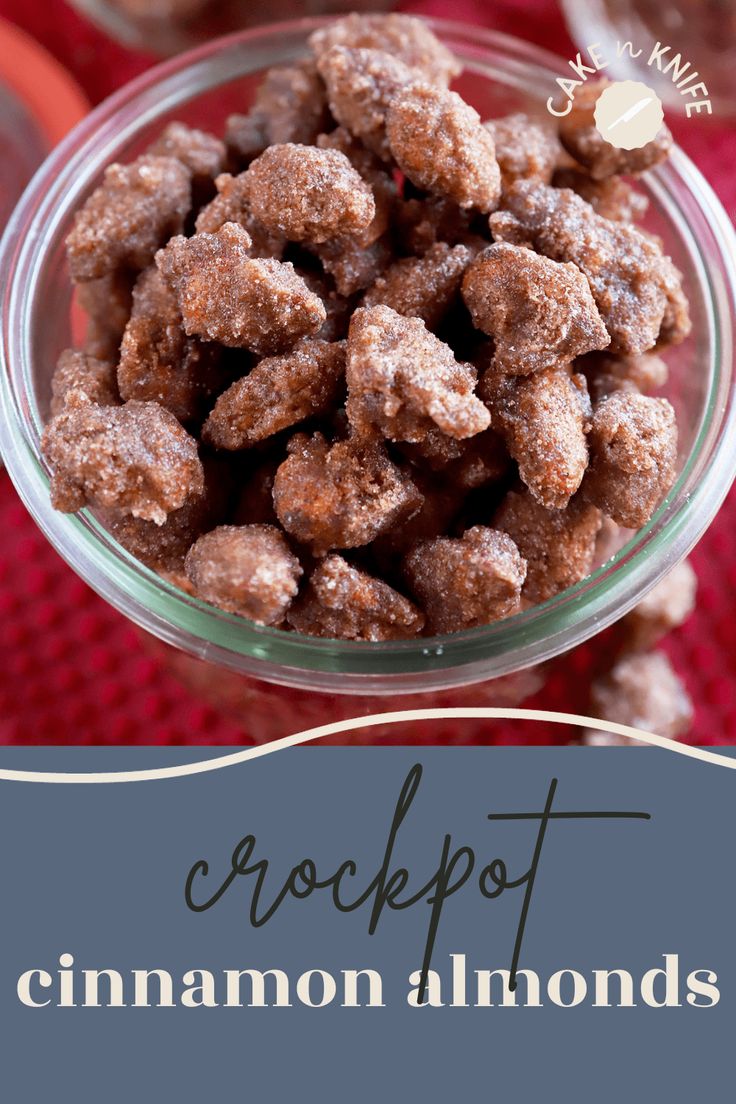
[593,80,665,149]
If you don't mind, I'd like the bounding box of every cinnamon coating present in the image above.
[252,58,331,147]
[482,366,591,510]
[245,143,376,245]
[372,474,461,562]
[403,526,526,633]
[386,83,501,212]
[156,222,326,352]
[42,391,204,524]
[312,233,394,297]
[185,524,302,625]
[490,181,688,356]
[462,242,610,374]
[583,392,678,528]
[317,46,414,161]
[552,167,649,223]
[346,305,490,443]
[273,431,422,554]
[101,459,230,573]
[50,349,119,417]
[578,350,668,403]
[299,130,396,295]
[118,267,224,424]
[203,339,346,449]
[484,112,560,196]
[75,270,134,349]
[67,155,191,282]
[224,113,268,166]
[82,321,124,364]
[401,426,510,490]
[493,490,602,604]
[296,265,355,341]
[316,127,396,244]
[395,194,479,256]
[364,242,475,330]
[288,554,424,640]
[147,121,226,198]
[657,260,692,349]
[308,13,461,88]
[195,172,286,258]
[441,429,512,491]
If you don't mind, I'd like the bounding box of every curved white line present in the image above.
[0,709,732,783]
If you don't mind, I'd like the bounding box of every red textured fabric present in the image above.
[0,0,734,745]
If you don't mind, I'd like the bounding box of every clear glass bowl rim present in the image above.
[1,15,735,695]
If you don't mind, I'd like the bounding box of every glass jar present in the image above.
[561,0,736,116]
[1,18,735,743]
[69,0,394,56]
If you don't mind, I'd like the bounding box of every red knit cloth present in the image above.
[0,0,734,745]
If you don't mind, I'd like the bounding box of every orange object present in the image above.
[0,15,89,148]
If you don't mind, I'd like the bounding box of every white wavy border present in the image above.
[0,709,732,783]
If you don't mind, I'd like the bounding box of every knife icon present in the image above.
[606,95,654,130]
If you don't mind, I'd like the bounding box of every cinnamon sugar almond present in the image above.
[185,524,302,625]
[403,526,527,633]
[462,242,610,374]
[273,431,422,554]
[156,222,326,353]
[203,339,346,449]
[346,305,490,443]
[387,83,501,212]
[67,155,191,282]
[42,391,204,524]
[288,554,424,640]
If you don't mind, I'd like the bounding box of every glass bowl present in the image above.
[1,17,735,738]
[69,0,393,57]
